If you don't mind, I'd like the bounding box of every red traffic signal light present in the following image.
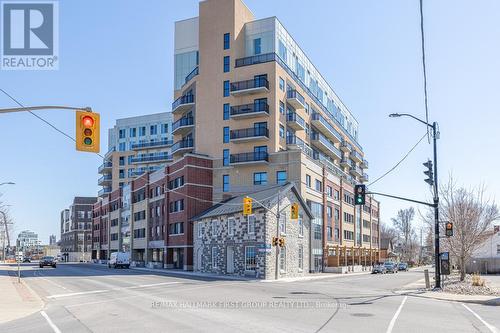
[76,111,100,153]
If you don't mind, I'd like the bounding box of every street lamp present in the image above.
[389,113,441,289]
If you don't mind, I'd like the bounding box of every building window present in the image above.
[245,246,257,271]
[334,189,340,200]
[279,215,286,235]
[497,244,500,255]
[327,206,333,218]
[279,247,286,272]
[247,215,255,234]
[327,226,332,241]
[170,222,184,235]
[212,219,218,236]
[279,77,284,91]
[223,126,230,143]
[129,128,136,137]
[253,38,261,55]
[298,215,304,237]
[223,174,230,192]
[212,247,218,269]
[139,126,146,136]
[253,172,267,185]
[223,103,230,120]
[276,171,287,185]
[119,156,125,166]
[150,125,157,135]
[279,124,285,138]
[223,80,230,97]
[223,149,230,167]
[306,174,311,188]
[228,217,235,236]
[118,142,126,151]
[279,101,285,114]
[161,123,168,134]
[223,32,230,50]
[315,179,322,192]
[314,224,322,240]
[298,245,303,271]
[344,230,354,240]
[223,56,230,73]
[119,129,126,139]
[119,169,124,179]
[326,186,332,197]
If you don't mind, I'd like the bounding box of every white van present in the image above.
[108,252,130,269]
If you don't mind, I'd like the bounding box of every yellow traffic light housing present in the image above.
[291,203,299,220]
[278,238,285,247]
[272,236,278,246]
[76,110,100,153]
[445,222,453,237]
[243,197,252,216]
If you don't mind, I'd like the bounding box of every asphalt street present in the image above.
[1,263,499,333]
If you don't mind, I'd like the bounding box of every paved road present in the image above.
[1,263,499,333]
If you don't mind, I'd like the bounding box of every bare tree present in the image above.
[380,222,398,243]
[391,208,416,262]
[439,178,500,281]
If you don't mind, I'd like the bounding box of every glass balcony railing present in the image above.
[130,153,172,164]
[351,150,363,162]
[98,161,112,173]
[230,102,269,117]
[311,132,342,159]
[235,53,276,68]
[361,159,369,168]
[98,187,111,197]
[286,112,306,129]
[230,78,269,93]
[171,94,194,111]
[172,116,194,132]
[312,113,342,142]
[350,165,363,176]
[171,139,194,154]
[183,66,199,86]
[98,175,112,184]
[287,89,306,108]
[230,127,269,140]
[230,151,269,164]
[131,139,173,150]
[340,140,353,151]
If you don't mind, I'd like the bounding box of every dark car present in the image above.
[398,262,408,271]
[372,265,387,274]
[39,256,57,268]
[22,257,31,263]
[384,262,398,273]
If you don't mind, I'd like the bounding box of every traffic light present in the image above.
[243,197,252,216]
[278,238,285,247]
[445,222,453,237]
[354,184,366,206]
[76,110,100,153]
[290,203,299,220]
[423,160,434,186]
[272,236,279,246]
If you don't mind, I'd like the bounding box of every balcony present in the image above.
[98,174,112,186]
[310,132,342,160]
[230,77,269,96]
[360,159,369,169]
[131,139,173,150]
[230,127,269,143]
[183,66,198,86]
[230,102,269,119]
[171,139,194,155]
[235,53,276,68]
[340,140,352,152]
[286,112,306,131]
[286,89,306,109]
[361,173,369,183]
[230,151,268,165]
[286,135,313,157]
[311,113,342,143]
[98,161,112,174]
[172,116,194,135]
[172,94,195,114]
[350,165,363,178]
[130,153,172,164]
[340,158,350,168]
[98,187,111,197]
[351,150,363,163]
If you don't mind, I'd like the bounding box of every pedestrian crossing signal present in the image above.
[243,197,252,216]
[291,203,299,220]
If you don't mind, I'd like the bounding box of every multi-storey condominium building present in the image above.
[16,230,39,254]
[171,0,379,271]
[60,197,97,262]
[97,113,173,197]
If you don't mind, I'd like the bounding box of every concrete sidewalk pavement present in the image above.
[0,264,44,324]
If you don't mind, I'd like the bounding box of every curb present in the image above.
[404,291,500,306]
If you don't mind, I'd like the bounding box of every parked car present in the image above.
[22,257,31,263]
[398,262,408,271]
[384,262,398,273]
[108,252,130,269]
[39,256,57,268]
[372,264,387,274]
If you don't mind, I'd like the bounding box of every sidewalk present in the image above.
[0,264,43,324]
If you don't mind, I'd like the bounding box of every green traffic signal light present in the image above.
[84,137,93,145]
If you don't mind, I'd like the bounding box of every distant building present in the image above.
[16,230,39,254]
[49,234,56,245]
[60,197,98,262]
[467,227,500,274]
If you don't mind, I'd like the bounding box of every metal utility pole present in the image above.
[389,113,440,288]
[275,190,281,280]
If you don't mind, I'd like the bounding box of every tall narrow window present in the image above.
[223,149,230,166]
[223,33,230,50]
[223,126,230,143]
[223,103,230,120]
[223,56,230,73]
[276,171,287,185]
[223,174,230,192]
[223,80,230,97]
[253,38,261,55]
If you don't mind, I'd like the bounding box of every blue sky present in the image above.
[1,0,499,243]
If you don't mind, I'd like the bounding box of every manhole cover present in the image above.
[350,313,374,317]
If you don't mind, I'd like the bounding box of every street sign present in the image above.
[257,244,272,253]
[440,252,450,275]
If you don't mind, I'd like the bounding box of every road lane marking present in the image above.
[386,296,408,333]
[40,311,61,333]
[47,281,180,299]
[462,304,499,333]
[35,271,72,291]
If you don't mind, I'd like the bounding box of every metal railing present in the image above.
[172,116,194,132]
[230,127,269,140]
[131,139,173,149]
[130,153,171,163]
[171,94,194,110]
[341,140,352,151]
[312,112,342,142]
[235,53,276,68]
[171,139,194,154]
[230,151,268,164]
[286,111,306,128]
[230,77,269,92]
[311,132,342,157]
[184,66,199,85]
[230,102,269,117]
[98,162,112,173]
[287,89,305,105]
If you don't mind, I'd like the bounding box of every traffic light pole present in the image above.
[0,106,92,114]
[432,122,441,289]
